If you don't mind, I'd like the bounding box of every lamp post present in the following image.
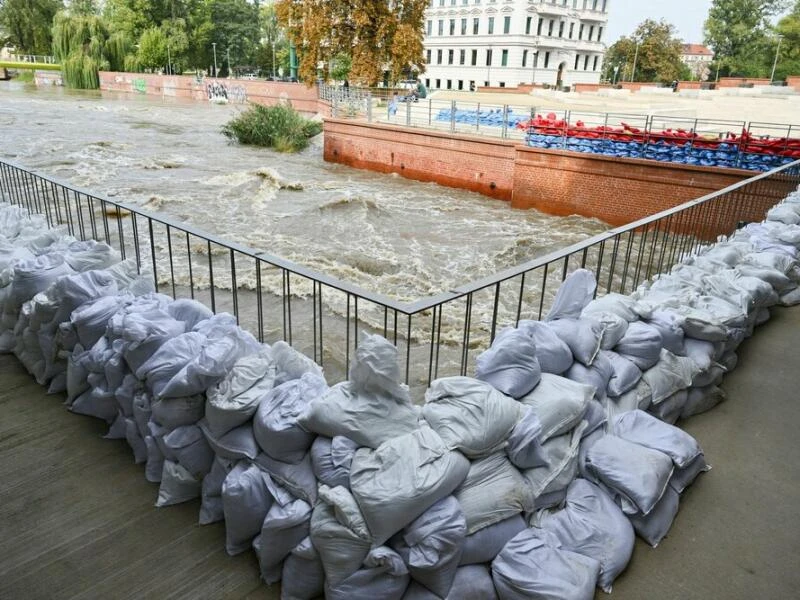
[630,40,639,82]
[770,35,783,83]
[272,41,276,79]
[612,64,619,85]
[212,42,217,78]
[487,45,492,85]
[226,46,231,78]
[166,42,171,75]
[532,50,539,85]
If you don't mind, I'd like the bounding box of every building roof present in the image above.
[682,44,714,57]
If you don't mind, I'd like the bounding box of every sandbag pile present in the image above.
[4,182,800,599]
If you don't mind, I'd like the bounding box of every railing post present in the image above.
[450,100,456,133]
[367,92,372,122]
[502,104,509,139]
[428,98,432,126]
[476,102,480,133]
[406,98,412,126]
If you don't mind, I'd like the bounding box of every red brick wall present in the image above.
[717,77,771,88]
[511,146,752,227]
[323,120,762,229]
[324,119,517,200]
[98,72,328,115]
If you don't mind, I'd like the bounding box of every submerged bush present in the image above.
[221,104,322,152]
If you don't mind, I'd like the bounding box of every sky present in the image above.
[606,0,714,44]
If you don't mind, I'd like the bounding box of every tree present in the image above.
[704,0,790,77]
[603,19,686,83]
[275,0,429,85]
[329,52,351,81]
[0,0,64,54]
[773,1,800,80]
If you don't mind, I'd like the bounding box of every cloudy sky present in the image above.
[605,0,714,44]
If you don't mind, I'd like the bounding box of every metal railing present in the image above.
[1,157,799,396]
[2,54,57,64]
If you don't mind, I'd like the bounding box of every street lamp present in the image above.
[272,41,276,79]
[612,64,619,85]
[226,46,231,78]
[770,35,783,83]
[630,40,639,82]
[212,42,217,77]
[166,42,171,75]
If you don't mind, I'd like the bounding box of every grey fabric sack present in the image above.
[628,485,681,548]
[199,456,235,525]
[222,461,274,556]
[516,320,573,375]
[604,351,642,398]
[310,435,358,489]
[325,546,410,600]
[163,424,215,479]
[280,536,325,600]
[155,460,201,507]
[459,515,527,566]
[475,327,542,399]
[254,451,318,505]
[518,373,592,441]
[612,410,702,469]
[257,496,312,583]
[403,564,499,600]
[199,418,260,461]
[545,318,605,367]
[614,321,664,371]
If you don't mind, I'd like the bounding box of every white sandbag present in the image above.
[545,269,597,321]
[155,460,201,507]
[736,263,794,293]
[158,322,260,398]
[475,327,542,398]
[148,420,177,463]
[205,347,275,437]
[459,515,527,566]
[144,435,164,483]
[648,390,688,424]
[162,425,215,478]
[504,408,543,469]
[199,419,260,461]
[150,394,205,429]
[310,435,358,489]
[199,455,236,525]
[299,380,419,449]
[612,410,702,469]
[115,374,141,418]
[272,339,325,386]
[645,310,686,356]
[391,496,467,598]
[254,452,318,505]
[682,385,726,419]
[641,349,698,406]
[545,318,605,366]
[166,298,213,329]
[325,546,410,600]
[222,461,274,556]
[349,333,410,400]
[135,331,207,397]
[42,270,119,333]
[718,350,738,373]
[584,435,674,516]
[455,453,534,534]
[8,254,74,313]
[614,321,663,370]
[403,564,499,600]
[582,292,645,322]
[257,496,312,583]
[422,377,523,458]
[64,239,120,272]
[670,453,710,493]
[310,484,372,586]
[351,426,470,545]
[66,348,90,404]
[604,351,642,397]
[518,373,592,441]
[132,390,152,438]
[124,418,147,464]
[779,286,800,305]
[564,350,613,400]
[628,486,680,548]
[491,528,600,600]
[692,363,726,388]
[521,422,586,510]
[70,387,117,423]
[253,372,327,463]
[103,412,127,440]
[591,311,629,350]
[682,337,719,372]
[281,537,325,600]
[535,478,634,593]
[516,320,573,374]
[117,308,186,373]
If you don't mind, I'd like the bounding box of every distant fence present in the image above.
[1,157,798,394]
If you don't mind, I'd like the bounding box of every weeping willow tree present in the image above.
[52,12,128,88]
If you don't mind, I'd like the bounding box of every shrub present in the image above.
[221,103,323,152]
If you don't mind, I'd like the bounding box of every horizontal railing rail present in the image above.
[1,156,799,396]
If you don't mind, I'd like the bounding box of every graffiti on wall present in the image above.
[206,81,247,104]
[132,78,147,93]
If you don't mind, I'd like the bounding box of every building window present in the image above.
[426,20,432,36]
[504,16,511,34]
[448,49,454,64]
[460,49,466,64]
[435,78,441,88]
[473,18,479,34]
[522,49,528,67]
[548,20,554,36]
[537,18,544,35]
[569,22,574,39]
[471,49,478,65]
[534,51,539,67]
[584,55,589,70]
[488,17,494,34]
[437,49,443,64]
[438,20,444,35]
[499,81,505,87]
[425,78,430,88]
[598,26,603,41]
[579,24,584,40]
[469,80,475,90]
[461,18,467,35]
[526,16,532,35]
[501,49,508,66]
[589,25,594,41]
[450,19,455,35]
[447,79,452,89]
[544,51,550,68]
[593,55,598,70]
[486,48,492,66]
[574,54,580,70]
[559,21,565,38]
[426,49,431,64]
[458,80,464,90]
[484,81,490,87]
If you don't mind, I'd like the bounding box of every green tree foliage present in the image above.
[208,0,261,76]
[52,11,109,88]
[604,19,687,83]
[221,103,322,152]
[329,53,351,82]
[774,1,800,79]
[275,0,429,85]
[704,0,790,77]
[0,0,64,54]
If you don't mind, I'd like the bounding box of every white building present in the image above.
[421,0,610,91]
[680,44,714,81]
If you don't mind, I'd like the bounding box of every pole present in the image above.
[167,43,171,75]
[227,47,231,78]
[272,41,276,78]
[532,51,538,85]
[487,45,492,86]
[630,41,639,82]
[212,42,217,78]
[770,35,783,83]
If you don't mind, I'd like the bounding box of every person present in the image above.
[672,80,679,92]
[389,93,398,117]
[416,81,427,99]
[343,79,349,90]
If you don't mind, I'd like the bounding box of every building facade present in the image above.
[680,44,714,81]
[421,0,610,91]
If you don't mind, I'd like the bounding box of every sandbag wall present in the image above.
[3,188,800,599]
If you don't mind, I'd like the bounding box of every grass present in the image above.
[221,103,323,152]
